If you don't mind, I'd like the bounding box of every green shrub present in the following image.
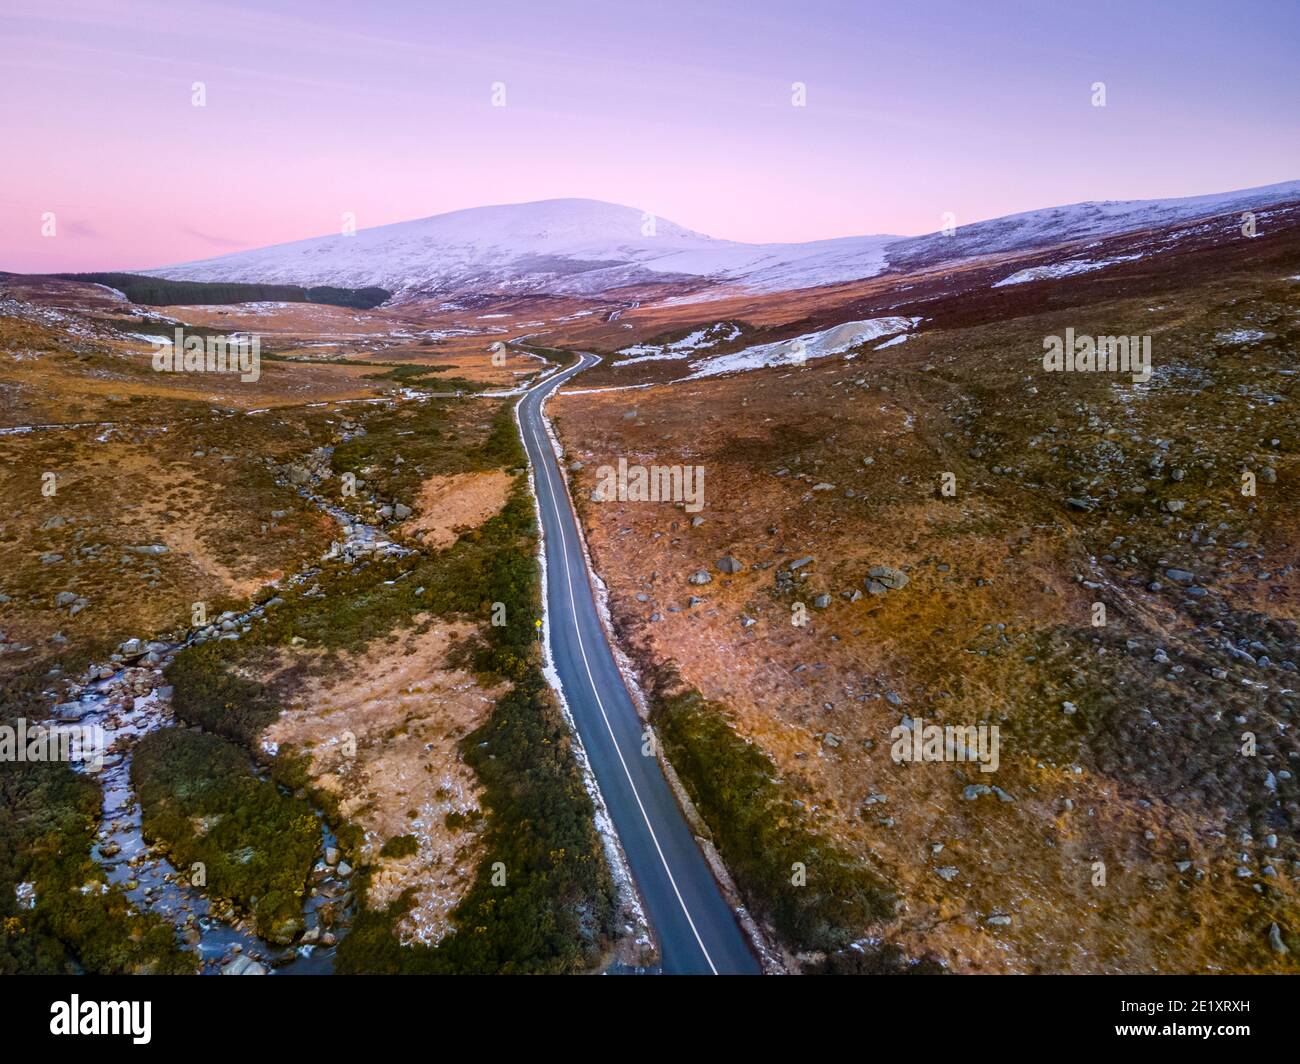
[131,728,319,943]
[652,687,894,952]
[0,759,194,974]
[166,644,280,745]
[379,834,419,859]
[337,675,615,974]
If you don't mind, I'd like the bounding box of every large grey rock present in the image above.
[52,701,91,721]
[221,955,268,976]
[687,570,712,586]
[716,555,742,574]
[867,565,909,590]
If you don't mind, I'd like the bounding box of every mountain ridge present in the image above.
[148,180,1300,301]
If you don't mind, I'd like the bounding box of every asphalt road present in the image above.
[516,353,759,975]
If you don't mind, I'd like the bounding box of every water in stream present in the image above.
[42,474,408,974]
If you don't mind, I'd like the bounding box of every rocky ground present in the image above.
[0,277,608,974]
[2,211,1295,975]
[549,217,1300,972]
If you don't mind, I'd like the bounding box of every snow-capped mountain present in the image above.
[150,181,1300,301]
[884,179,1300,273]
[151,198,894,300]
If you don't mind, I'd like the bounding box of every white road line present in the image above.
[524,358,720,974]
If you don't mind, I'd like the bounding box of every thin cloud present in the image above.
[61,219,99,239]
[181,227,245,249]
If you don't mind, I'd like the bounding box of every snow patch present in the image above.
[992,254,1143,287]
[687,317,920,379]
[615,322,741,364]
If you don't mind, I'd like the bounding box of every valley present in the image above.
[2,181,1298,978]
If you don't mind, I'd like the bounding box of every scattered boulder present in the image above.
[865,565,908,595]
[52,701,91,721]
[221,955,268,976]
[687,570,712,586]
[868,565,908,589]
[716,555,743,574]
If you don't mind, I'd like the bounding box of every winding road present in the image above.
[516,353,759,976]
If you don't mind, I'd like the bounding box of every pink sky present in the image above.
[4,0,1298,273]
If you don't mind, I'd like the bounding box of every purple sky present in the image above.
[4,0,1298,272]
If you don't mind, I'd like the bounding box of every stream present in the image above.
[41,460,409,974]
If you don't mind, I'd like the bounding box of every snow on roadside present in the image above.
[514,366,653,958]
[534,359,784,971]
